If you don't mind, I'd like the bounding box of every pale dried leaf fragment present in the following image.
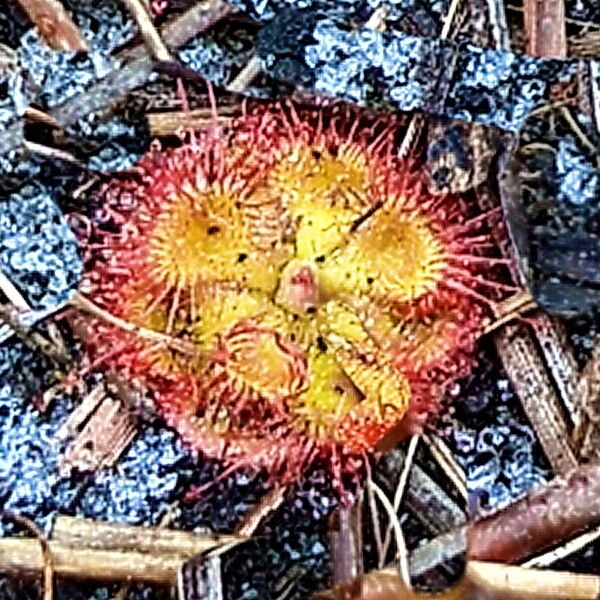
[0,538,182,584]
[52,516,245,558]
[494,323,578,474]
[573,338,600,462]
[147,107,238,137]
[59,394,136,475]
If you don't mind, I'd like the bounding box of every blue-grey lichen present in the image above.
[448,358,550,514]
[66,0,135,54]
[556,136,600,207]
[0,343,80,536]
[230,0,447,32]
[77,427,188,525]
[257,10,580,132]
[16,30,119,110]
[0,187,82,309]
[177,21,255,88]
[0,341,195,532]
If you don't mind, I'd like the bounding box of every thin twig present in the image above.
[229,5,389,94]
[409,526,466,579]
[313,563,600,599]
[0,269,30,310]
[486,289,538,334]
[379,436,419,567]
[559,106,599,156]
[0,302,67,350]
[366,466,385,570]
[522,523,600,568]
[23,140,87,168]
[0,0,233,154]
[121,0,172,61]
[0,304,70,364]
[0,538,183,584]
[398,118,423,159]
[51,515,245,559]
[71,292,198,356]
[112,502,180,600]
[401,455,467,535]
[423,435,467,503]
[228,55,263,93]
[487,0,511,50]
[2,511,53,600]
[235,486,287,536]
[368,479,411,589]
[440,0,463,38]
[330,496,364,585]
[589,61,600,135]
[468,561,600,599]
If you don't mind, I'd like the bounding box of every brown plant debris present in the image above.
[523,0,566,58]
[408,526,466,579]
[467,561,600,600]
[0,538,183,584]
[468,464,600,563]
[493,322,578,474]
[0,516,245,586]
[51,516,244,558]
[234,486,287,537]
[1,512,54,600]
[573,340,600,463]
[147,106,240,137]
[569,29,600,59]
[310,562,600,600]
[121,0,172,61]
[330,496,365,586]
[527,314,579,425]
[16,0,89,51]
[58,388,137,475]
[0,0,233,154]
[0,303,69,365]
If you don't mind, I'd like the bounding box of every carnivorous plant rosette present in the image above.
[73,102,511,483]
